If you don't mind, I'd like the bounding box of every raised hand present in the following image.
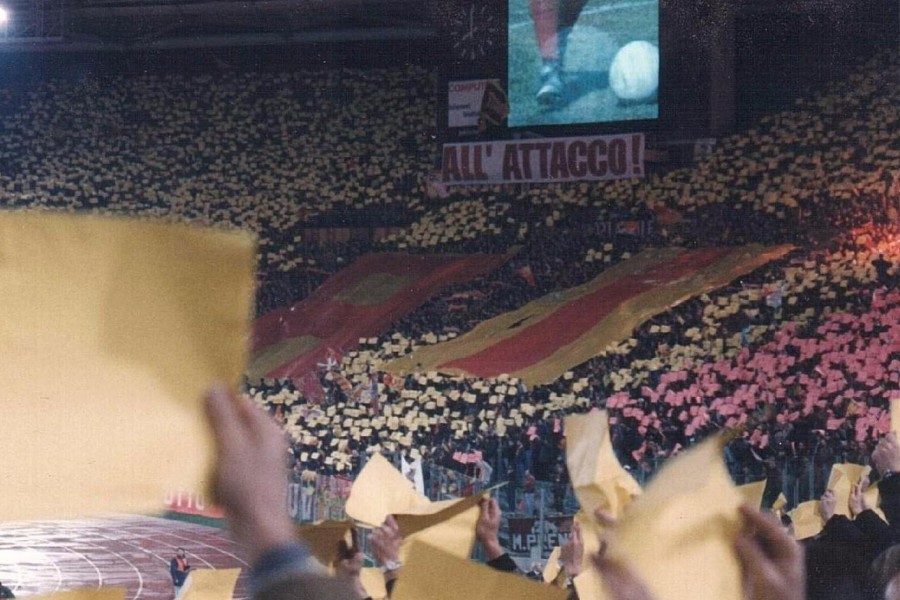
[735,504,806,600]
[204,384,295,564]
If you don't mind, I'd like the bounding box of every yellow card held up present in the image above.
[399,501,482,562]
[392,540,568,600]
[789,500,825,540]
[736,480,767,509]
[360,567,388,600]
[180,569,241,600]
[565,411,641,517]
[393,484,505,538]
[0,212,255,521]
[543,546,563,585]
[572,509,609,581]
[601,438,744,600]
[296,520,355,569]
[573,567,609,600]
[827,463,874,518]
[346,452,500,562]
[344,454,430,526]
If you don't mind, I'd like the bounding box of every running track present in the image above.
[0,516,249,600]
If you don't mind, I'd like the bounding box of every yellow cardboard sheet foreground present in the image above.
[572,509,608,580]
[345,454,493,561]
[565,411,641,518]
[542,546,564,585]
[583,438,744,600]
[180,569,242,600]
[0,212,256,521]
[736,479,767,509]
[392,540,568,600]
[399,500,482,562]
[827,463,880,519]
[789,500,824,540]
[344,455,430,526]
[28,589,125,600]
[360,568,388,600]
[394,483,505,538]
[296,520,355,569]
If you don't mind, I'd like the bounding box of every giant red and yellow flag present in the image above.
[249,253,507,381]
[386,245,792,386]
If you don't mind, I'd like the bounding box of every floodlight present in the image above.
[0,7,8,26]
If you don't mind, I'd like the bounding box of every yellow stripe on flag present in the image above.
[247,335,323,381]
[387,245,792,386]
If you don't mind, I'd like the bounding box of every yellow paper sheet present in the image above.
[29,589,125,600]
[394,484,505,538]
[346,455,499,561]
[827,463,875,518]
[565,411,641,517]
[789,500,824,540]
[360,568,388,600]
[344,455,429,526]
[0,212,255,521]
[736,480,767,509]
[572,509,608,579]
[346,454,497,560]
[296,520,354,569]
[573,568,609,600]
[399,502,482,562]
[180,569,241,600]
[600,438,744,600]
[543,546,563,585]
[392,540,568,600]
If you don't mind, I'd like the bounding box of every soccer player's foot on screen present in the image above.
[536,60,563,106]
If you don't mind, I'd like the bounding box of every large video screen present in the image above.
[507,0,659,128]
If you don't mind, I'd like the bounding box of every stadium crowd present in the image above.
[247,48,900,519]
[0,23,897,598]
[0,42,879,514]
[212,379,900,600]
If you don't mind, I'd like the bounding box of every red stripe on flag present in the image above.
[252,253,508,380]
[439,248,731,378]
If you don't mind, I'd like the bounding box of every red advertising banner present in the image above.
[441,133,645,185]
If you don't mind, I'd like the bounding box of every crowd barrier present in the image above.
[286,447,871,560]
[288,454,488,523]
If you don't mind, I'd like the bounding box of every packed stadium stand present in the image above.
[0,0,899,596]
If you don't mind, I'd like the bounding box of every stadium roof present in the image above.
[0,0,434,51]
[0,0,871,53]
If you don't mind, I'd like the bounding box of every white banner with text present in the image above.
[441,133,645,185]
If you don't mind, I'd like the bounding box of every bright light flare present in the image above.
[0,7,9,26]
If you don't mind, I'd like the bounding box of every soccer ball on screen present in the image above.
[608,41,659,102]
